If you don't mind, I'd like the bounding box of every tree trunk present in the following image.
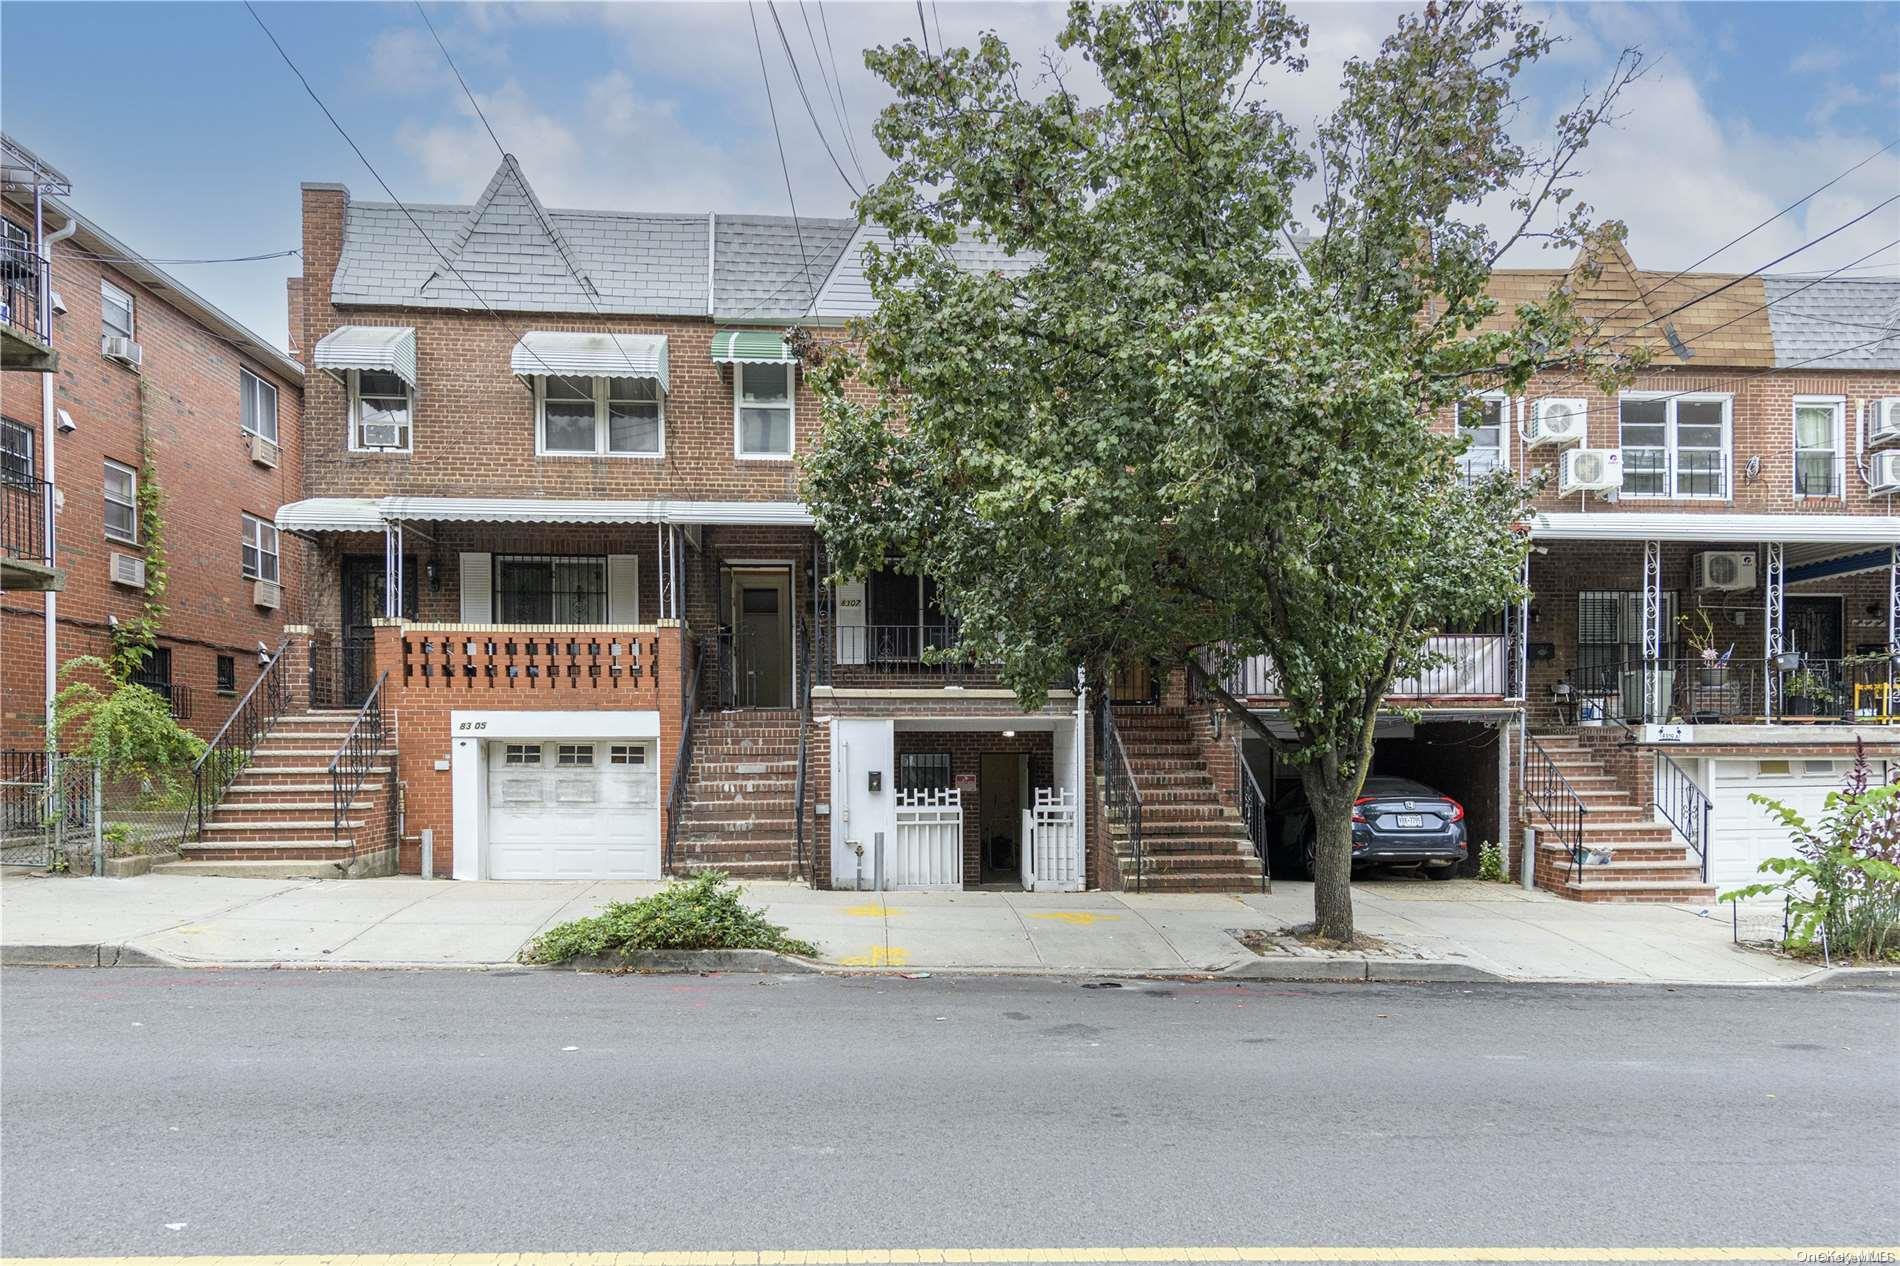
[1302,768,1356,943]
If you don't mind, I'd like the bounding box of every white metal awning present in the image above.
[657,500,813,526]
[511,331,669,392]
[1530,512,1900,545]
[311,326,417,389]
[274,497,382,536]
[379,497,669,525]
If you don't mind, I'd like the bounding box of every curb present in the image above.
[2,942,171,968]
[1221,956,1505,983]
[537,948,824,974]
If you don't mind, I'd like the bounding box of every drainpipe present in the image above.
[40,211,79,760]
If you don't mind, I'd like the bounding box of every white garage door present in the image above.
[1707,757,1887,893]
[485,740,659,880]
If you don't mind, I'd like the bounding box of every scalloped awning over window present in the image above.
[710,330,794,363]
[312,326,417,389]
[511,331,669,392]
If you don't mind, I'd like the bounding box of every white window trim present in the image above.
[100,279,134,341]
[533,376,665,459]
[240,367,279,443]
[348,368,414,454]
[1617,391,1733,502]
[240,512,280,583]
[1791,395,1846,500]
[103,459,138,545]
[733,361,796,461]
[1457,392,1509,476]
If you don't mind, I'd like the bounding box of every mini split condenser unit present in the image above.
[1872,450,1900,494]
[1527,398,1589,448]
[1870,398,1900,450]
[1695,551,1757,593]
[1558,447,1621,496]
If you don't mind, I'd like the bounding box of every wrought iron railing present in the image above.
[1234,736,1271,893]
[665,637,706,872]
[178,636,291,849]
[308,634,376,709]
[326,671,388,841]
[1776,656,1900,723]
[0,475,51,567]
[1651,749,1710,882]
[0,243,50,347]
[1523,733,1589,884]
[791,612,813,882]
[1094,691,1145,892]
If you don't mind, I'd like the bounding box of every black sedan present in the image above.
[1268,776,1468,880]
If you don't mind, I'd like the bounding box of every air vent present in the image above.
[109,551,147,589]
[252,579,283,610]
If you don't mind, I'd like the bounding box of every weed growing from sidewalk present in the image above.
[521,872,818,964]
[1477,841,1507,882]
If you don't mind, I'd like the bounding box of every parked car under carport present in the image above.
[1267,776,1469,879]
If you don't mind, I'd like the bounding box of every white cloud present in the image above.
[1790,45,1846,74]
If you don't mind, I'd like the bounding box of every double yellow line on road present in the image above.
[3,1248,1893,1265]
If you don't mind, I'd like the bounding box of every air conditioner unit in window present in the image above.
[252,579,283,610]
[1558,447,1621,496]
[359,422,404,449]
[109,551,146,589]
[1870,398,1900,450]
[248,432,280,469]
[101,335,142,369]
[1527,398,1588,448]
[1871,450,1900,494]
[1695,550,1757,593]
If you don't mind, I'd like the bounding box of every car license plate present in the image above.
[1396,813,1424,829]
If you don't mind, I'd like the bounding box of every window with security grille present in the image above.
[494,555,607,625]
[1619,394,1730,499]
[1577,590,1678,693]
[128,646,172,701]
[899,752,953,791]
[0,418,31,485]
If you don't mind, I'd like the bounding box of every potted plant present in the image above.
[1782,667,1833,717]
[1679,609,1734,686]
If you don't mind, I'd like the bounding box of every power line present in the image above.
[797,0,867,185]
[750,0,814,299]
[412,2,502,154]
[814,2,870,184]
[67,247,302,266]
[764,0,863,199]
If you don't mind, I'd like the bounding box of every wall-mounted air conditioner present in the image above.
[1870,398,1900,450]
[1871,450,1900,494]
[252,579,283,610]
[1558,447,1621,496]
[1695,550,1757,593]
[1527,398,1588,448]
[248,432,280,469]
[359,422,404,449]
[101,335,142,369]
[109,551,147,589]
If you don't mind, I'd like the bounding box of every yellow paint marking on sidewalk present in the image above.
[834,945,910,967]
[1025,912,1122,927]
[7,1248,1898,1265]
[842,905,892,919]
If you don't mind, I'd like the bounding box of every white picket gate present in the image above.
[1021,787,1081,892]
[892,786,963,889]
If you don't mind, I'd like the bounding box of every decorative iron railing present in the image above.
[1651,749,1710,882]
[665,637,706,873]
[307,634,376,709]
[1523,733,1589,884]
[0,243,51,348]
[0,475,51,567]
[791,612,813,882]
[178,636,291,848]
[1234,735,1271,893]
[326,671,387,841]
[1094,692,1145,892]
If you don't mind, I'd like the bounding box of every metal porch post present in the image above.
[657,522,672,621]
[384,522,404,620]
[1642,539,1663,723]
[813,533,831,687]
[1887,545,1897,722]
[1763,541,1784,723]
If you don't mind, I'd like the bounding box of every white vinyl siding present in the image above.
[100,280,134,341]
[535,376,663,457]
[1619,394,1730,500]
[103,460,138,544]
[735,361,794,458]
[240,367,279,443]
[241,513,279,583]
[350,369,413,452]
[1792,397,1844,499]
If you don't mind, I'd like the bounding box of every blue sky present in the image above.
[4,1,1895,352]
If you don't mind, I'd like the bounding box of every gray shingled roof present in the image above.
[1762,275,1900,370]
[808,224,1041,319]
[713,214,855,322]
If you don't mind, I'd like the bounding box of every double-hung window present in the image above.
[536,376,662,456]
[103,460,138,543]
[735,362,794,458]
[1619,394,1730,499]
[494,554,608,625]
[1,418,32,485]
[241,513,279,583]
[100,280,134,342]
[1793,397,1844,498]
[350,369,412,451]
[1456,396,1505,479]
[240,367,279,443]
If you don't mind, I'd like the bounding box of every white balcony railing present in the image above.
[1225,634,1510,701]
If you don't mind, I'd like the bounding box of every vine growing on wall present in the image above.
[107,377,169,684]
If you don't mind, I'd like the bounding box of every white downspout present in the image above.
[40,212,78,755]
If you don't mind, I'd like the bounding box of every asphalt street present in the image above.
[1,969,1895,1260]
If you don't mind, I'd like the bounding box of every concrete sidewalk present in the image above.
[0,868,1827,984]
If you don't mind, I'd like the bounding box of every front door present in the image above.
[727,567,793,708]
[1787,596,1844,664]
[979,751,1026,883]
[339,554,417,706]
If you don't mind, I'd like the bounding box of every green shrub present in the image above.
[521,872,818,964]
[1476,841,1507,882]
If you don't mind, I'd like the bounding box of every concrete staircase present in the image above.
[671,709,804,880]
[1526,733,1714,903]
[1105,707,1263,893]
[162,709,397,878]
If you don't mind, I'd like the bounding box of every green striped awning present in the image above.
[710,330,795,364]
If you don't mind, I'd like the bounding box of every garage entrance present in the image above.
[484,739,659,879]
[1704,756,1889,892]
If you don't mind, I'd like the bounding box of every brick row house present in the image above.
[251,154,1895,899]
[1,135,304,799]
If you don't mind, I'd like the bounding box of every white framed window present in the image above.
[534,375,663,457]
[100,280,134,341]
[556,743,594,768]
[349,369,412,452]
[1792,396,1844,499]
[103,459,138,544]
[609,744,647,766]
[240,512,279,583]
[734,361,794,459]
[1618,393,1731,500]
[503,743,542,766]
[494,554,610,625]
[1,418,32,484]
[1456,395,1506,478]
[240,367,279,443]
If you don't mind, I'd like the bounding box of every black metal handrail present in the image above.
[1094,691,1145,892]
[1233,735,1270,893]
[179,636,291,848]
[1651,749,1710,882]
[0,475,51,566]
[1523,733,1589,884]
[664,637,706,872]
[1,243,50,347]
[326,671,388,841]
[791,612,813,882]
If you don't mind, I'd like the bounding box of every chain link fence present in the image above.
[1,751,194,874]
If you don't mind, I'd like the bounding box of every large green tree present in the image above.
[804,0,1642,939]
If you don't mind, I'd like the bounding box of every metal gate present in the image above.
[892,786,963,889]
[1021,787,1081,891]
[0,751,93,869]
